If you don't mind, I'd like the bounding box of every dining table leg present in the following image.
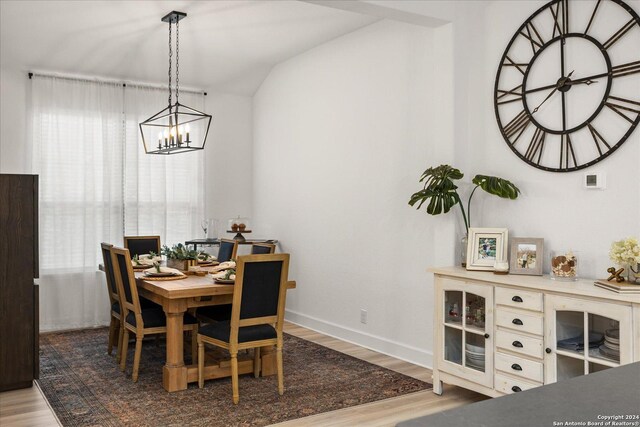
[162,298,188,392]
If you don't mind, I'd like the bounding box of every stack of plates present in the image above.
[465,343,485,370]
[599,329,620,362]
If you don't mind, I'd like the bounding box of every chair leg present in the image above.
[253,347,261,378]
[120,329,130,372]
[231,352,239,404]
[198,338,204,389]
[132,335,144,382]
[276,344,284,396]
[107,317,117,355]
[116,324,125,363]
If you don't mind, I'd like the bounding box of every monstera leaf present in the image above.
[472,175,520,199]
[409,165,464,215]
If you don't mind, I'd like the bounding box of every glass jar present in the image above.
[460,235,468,267]
[550,250,579,281]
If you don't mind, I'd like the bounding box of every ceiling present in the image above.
[0,0,379,95]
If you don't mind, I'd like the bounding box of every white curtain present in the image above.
[30,76,205,331]
[123,86,205,245]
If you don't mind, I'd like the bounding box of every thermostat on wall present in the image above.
[584,172,606,190]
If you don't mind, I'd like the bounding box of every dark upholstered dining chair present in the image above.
[110,246,199,382]
[100,243,124,362]
[251,242,276,254]
[123,235,161,258]
[217,238,238,263]
[198,253,290,404]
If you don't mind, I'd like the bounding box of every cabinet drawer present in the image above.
[496,307,543,336]
[495,373,540,395]
[496,330,544,359]
[495,287,543,312]
[495,352,543,383]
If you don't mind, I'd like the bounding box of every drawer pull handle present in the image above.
[512,296,523,303]
[512,340,523,348]
[512,386,522,392]
[511,363,522,371]
[512,318,523,325]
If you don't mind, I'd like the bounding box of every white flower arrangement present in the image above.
[609,237,640,266]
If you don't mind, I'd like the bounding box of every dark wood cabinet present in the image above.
[0,174,39,391]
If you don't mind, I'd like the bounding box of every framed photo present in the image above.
[466,228,509,271]
[509,237,544,276]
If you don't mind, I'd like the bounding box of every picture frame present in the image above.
[466,228,509,271]
[509,237,544,276]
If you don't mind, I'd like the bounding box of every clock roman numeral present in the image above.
[503,110,530,142]
[584,0,602,36]
[524,128,545,164]
[550,0,569,38]
[603,18,636,50]
[519,21,545,55]
[503,56,527,75]
[497,84,523,105]
[587,124,611,157]
[559,134,577,170]
[605,96,640,124]
[611,60,640,79]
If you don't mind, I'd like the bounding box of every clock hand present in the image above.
[531,70,574,114]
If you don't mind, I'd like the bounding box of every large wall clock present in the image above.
[494,0,640,172]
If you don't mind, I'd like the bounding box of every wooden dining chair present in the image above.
[251,242,276,254]
[198,253,290,404]
[100,243,124,361]
[123,235,161,258]
[217,238,238,263]
[110,246,199,382]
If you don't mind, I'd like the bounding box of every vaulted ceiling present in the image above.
[0,0,379,94]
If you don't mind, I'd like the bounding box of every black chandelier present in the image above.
[139,11,212,155]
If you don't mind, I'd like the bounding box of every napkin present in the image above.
[209,261,236,273]
[144,266,184,275]
[212,271,236,280]
[132,254,162,266]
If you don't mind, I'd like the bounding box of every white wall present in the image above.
[0,67,30,173]
[203,93,254,239]
[468,1,640,279]
[253,20,454,366]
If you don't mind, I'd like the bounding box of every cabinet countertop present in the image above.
[429,266,640,304]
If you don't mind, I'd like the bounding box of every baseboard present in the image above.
[285,309,433,369]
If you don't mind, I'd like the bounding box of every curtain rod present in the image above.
[27,72,207,96]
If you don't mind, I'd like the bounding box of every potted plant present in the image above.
[408,164,520,265]
[161,243,201,271]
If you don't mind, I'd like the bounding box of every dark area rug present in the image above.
[39,328,431,426]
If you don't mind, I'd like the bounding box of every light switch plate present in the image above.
[584,172,606,189]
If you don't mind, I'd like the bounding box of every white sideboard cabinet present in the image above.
[431,267,640,397]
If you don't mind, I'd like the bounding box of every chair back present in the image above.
[100,242,118,305]
[230,254,290,342]
[251,243,276,255]
[110,246,143,321]
[217,238,238,263]
[124,235,161,258]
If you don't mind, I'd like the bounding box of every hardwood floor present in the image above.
[0,382,60,427]
[0,322,485,426]
[276,323,487,426]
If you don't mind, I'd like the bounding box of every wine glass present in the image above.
[201,219,209,239]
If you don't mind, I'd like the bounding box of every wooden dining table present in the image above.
[133,269,296,392]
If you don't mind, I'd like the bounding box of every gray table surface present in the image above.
[398,362,640,427]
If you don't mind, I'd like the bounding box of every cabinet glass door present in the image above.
[545,296,632,384]
[440,280,493,388]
